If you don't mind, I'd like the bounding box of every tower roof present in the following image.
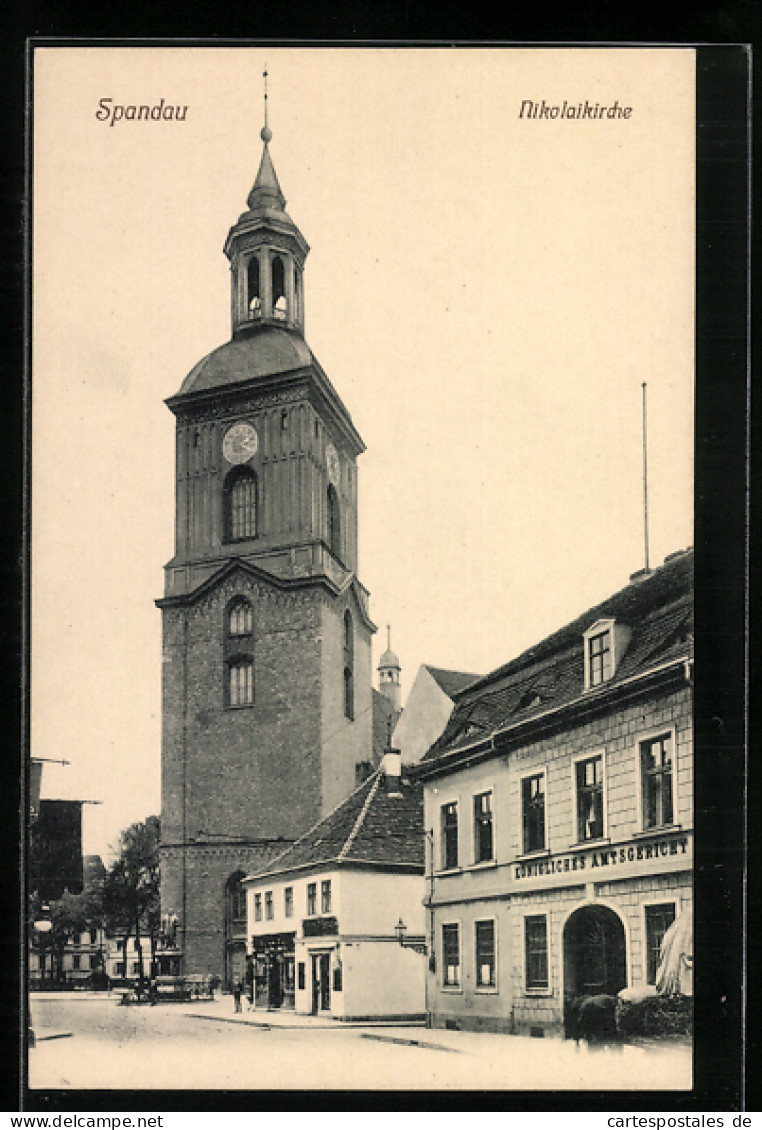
[246,135,286,213]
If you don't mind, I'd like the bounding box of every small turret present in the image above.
[378,625,402,713]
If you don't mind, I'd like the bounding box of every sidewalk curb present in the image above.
[360,1032,460,1055]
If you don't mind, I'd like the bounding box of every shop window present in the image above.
[525,915,548,992]
[473,791,494,863]
[575,754,605,841]
[254,893,262,922]
[441,801,459,870]
[298,962,305,990]
[307,883,317,916]
[442,923,460,987]
[475,920,496,988]
[521,772,546,853]
[265,891,274,920]
[284,887,294,918]
[321,880,332,914]
[641,732,674,828]
[645,903,676,984]
[333,965,343,992]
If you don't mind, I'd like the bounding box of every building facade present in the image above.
[157,122,376,982]
[418,551,693,1037]
[244,757,426,1020]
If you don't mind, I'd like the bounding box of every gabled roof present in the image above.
[422,549,693,767]
[246,769,424,883]
[424,665,482,698]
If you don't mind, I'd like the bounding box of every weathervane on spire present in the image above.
[261,65,272,143]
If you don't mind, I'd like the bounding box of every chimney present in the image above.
[382,749,402,796]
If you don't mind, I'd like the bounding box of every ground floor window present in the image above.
[475,920,496,988]
[645,902,676,984]
[442,923,460,987]
[525,914,549,991]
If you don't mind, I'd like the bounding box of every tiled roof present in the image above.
[247,769,424,881]
[424,666,482,698]
[422,550,693,764]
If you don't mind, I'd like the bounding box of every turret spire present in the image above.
[246,67,285,212]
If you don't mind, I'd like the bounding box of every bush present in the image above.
[616,993,693,1038]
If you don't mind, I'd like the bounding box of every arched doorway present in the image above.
[563,904,626,1002]
[224,871,248,991]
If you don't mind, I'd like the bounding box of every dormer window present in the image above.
[583,619,631,690]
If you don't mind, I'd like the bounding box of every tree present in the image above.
[102,816,160,995]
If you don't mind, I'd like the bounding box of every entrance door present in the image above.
[563,905,627,1001]
[311,952,331,1014]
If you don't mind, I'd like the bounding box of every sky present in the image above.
[31,47,695,863]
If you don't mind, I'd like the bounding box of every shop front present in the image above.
[250,932,296,1010]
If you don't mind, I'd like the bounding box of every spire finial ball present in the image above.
[261,125,273,143]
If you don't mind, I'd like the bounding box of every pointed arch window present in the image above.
[225,597,254,707]
[247,256,261,317]
[224,467,258,542]
[343,609,354,720]
[327,485,341,559]
[272,255,287,319]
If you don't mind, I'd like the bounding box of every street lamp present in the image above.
[394,917,428,956]
[34,912,52,988]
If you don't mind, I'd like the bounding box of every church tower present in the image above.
[157,108,376,983]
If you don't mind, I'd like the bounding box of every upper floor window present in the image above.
[284,887,294,918]
[645,902,676,984]
[224,467,257,542]
[473,791,494,863]
[307,883,317,917]
[224,598,254,708]
[588,630,612,686]
[321,880,332,914]
[641,733,674,828]
[442,923,460,987]
[575,754,605,841]
[265,892,274,920]
[254,893,262,922]
[583,618,631,690]
[441,802,459,870]
[521,772,546,854]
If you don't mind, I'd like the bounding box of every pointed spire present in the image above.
[246,67,286,212]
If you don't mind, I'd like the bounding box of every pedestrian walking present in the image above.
[232,978,243,1013]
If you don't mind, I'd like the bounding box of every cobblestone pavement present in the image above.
[27,993,692,1094]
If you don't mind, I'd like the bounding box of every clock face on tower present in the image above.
[326,443,340,485]
[223,422,259,464]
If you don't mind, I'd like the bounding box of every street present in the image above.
[28,993,692,1093]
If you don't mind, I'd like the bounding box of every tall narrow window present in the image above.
[475,920,496,988]
[521,773,546,853]
[225,598,254,707]
[265,892,274,920]
[442,924,460,987]
[284,887,294,918]
[576,755,604,841]
[473,791,494,863]
[343,610,354,720]
[254,893,262,922]
[224,467,257,542]
[641,733,674,828]
[321,880,332,914]
[327,485,341,559]
[525,915,548,991]
[441,802,459,870]
[307,883,317,916]
[645,903,676,983]
[272,255,286,318]
[588,630,612,686]
[247,256,261,316]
